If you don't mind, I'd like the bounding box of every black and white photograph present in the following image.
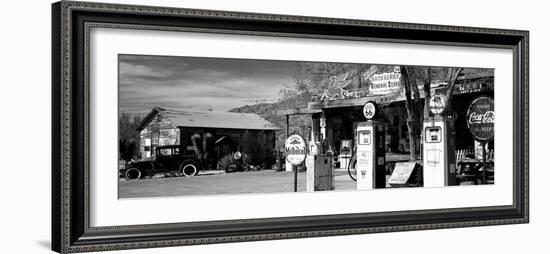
[1,0,545,252]
[118,54,495,198]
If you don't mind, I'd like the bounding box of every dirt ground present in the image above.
[118,169,357,199]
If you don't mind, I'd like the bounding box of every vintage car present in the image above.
[121,145,201,180]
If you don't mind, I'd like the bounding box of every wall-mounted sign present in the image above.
[369,71,402,95]
[315,66,403,101]
[285,134,307,166]
[393,66,401,73]
[467,96,495,141]
[361,65,378,82]
[453,82,489,95]
[363,101,378,120]
[318,72,356,101]
[429,94,447,115]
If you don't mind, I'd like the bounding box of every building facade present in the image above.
[280,70,494,170]
[136,107,279,168]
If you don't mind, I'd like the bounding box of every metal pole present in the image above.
[287,115,298,192]
[286,115,289,138]
[294,165,298,192]
[482,142,487,184]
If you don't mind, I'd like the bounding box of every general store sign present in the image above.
[315,66,404,101]
[285,134,307,166]
[368,71,402,95]
[467,96,495,141]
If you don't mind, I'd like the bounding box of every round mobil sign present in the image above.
[285,134,307,165]
[467,96,495,141]
[363,101,377,120]
[429,94,447,115]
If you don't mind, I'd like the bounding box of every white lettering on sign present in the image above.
[369,71,402,95]
[285,134,307,166]
[468,111,495,124]
[466,96,495,141]
[328,73,352,89]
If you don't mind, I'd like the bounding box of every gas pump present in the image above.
[422,95,457,187]
[356,101,386,190]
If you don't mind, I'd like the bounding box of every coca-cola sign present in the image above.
[467,96,495,141]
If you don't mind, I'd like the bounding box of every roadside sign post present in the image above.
[482,143,487,184]
[285,134,307,192]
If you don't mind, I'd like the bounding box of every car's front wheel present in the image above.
[124,168,142,180]
[180,160,199,177]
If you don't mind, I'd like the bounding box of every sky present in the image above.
[119,54,299,113]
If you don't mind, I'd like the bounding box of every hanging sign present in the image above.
[466,96,495,141]
[363,101,378,120]
[285,134,307,166]
[429,94,447,115]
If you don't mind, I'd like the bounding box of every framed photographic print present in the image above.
[51,0,529,253]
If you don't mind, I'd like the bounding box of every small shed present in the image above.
[137,107,279,161]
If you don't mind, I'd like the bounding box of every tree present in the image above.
[118,112,143,161]
[399,66,464,160]
[399,66,421,160]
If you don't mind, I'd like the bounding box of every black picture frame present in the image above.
[51,1,529,253]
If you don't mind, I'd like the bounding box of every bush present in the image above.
[240,131,275,169]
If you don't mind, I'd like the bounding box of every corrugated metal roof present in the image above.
[159,108,279,130]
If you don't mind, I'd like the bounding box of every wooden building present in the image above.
[136,107,278,161]
[279,72,494,160]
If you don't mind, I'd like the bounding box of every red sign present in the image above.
[467,96,495,141]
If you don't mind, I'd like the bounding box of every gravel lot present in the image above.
[119,169,357,198]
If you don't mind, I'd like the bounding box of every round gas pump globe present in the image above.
[429,94,447,114]
[467,96,495,141]
[363,101,377,120]
[285,134,307,166]
[319,117,326,128]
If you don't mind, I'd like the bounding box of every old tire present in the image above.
[225,164,237,173]
[180,161,199,177]
[124,168,142,180]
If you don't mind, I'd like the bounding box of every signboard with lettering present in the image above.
[368,71,402,95]
[454,82,489,95]
[285,134,307,166]
[314,66,403,101]
[467,96,495,141]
